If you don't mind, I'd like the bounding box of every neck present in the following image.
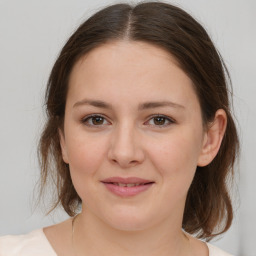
[73,208,191,256]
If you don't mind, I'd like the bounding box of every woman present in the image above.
[0,2,239,255]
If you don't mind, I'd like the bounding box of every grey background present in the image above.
[0,0,255,255]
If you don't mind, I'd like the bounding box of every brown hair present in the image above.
[39,1,239,241]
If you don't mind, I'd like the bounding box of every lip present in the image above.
[101,176,154,184]
[101,177,155,197]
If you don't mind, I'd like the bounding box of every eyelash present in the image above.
[81,114,175,128]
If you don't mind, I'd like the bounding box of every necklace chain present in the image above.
[72,214,79,256]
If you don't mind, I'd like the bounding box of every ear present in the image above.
[197,109,227,167]
[59,128,69,164]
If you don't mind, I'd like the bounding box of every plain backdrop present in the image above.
[0,0,255,255]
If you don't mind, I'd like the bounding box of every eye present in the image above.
[146,115,175,127]
[81,115,110,127]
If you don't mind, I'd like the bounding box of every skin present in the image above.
[44,41,227,256]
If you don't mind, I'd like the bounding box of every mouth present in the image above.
[103,182,154,187]
[101,177,155,197]
[101,176,154,184]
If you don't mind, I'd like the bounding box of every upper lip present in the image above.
[101,177,154,184]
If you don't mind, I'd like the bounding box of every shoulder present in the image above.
[207,243,234,256]
[0,229,56,256]
[184,232,234,256]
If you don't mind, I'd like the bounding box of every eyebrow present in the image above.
[138,101,184,110]
[73,99,111,109]
[73,99,185,110]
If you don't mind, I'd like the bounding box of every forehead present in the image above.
[71,41,180,78]
[67,41,199,110]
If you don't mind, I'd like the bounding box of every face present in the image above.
[60,41,208,231]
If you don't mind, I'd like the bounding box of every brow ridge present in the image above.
[73,99,184,110]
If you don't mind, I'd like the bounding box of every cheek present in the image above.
[66,130,108,169]
[148,128,202,191]
[69,143,99,172]
[65,133,109,194]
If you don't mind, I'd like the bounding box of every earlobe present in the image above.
[197,109,227,167]
[59,128,69,164]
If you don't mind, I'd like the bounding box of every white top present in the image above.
[0,229,234,256]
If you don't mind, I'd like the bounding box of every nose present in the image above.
[107,122,145,168]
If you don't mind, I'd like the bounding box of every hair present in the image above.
[38,1,239,241]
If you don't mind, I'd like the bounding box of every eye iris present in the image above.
[92,116,104,125]
[154,117,165,125]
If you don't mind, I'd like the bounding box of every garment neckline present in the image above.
[38,228,58,256]
[40,228,214,256]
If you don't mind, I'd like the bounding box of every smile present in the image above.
[109,182,151,187]
[101,182,154,197]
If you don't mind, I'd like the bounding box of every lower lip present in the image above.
[102,182,154,197]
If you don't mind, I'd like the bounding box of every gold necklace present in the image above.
[72,214,80,256]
